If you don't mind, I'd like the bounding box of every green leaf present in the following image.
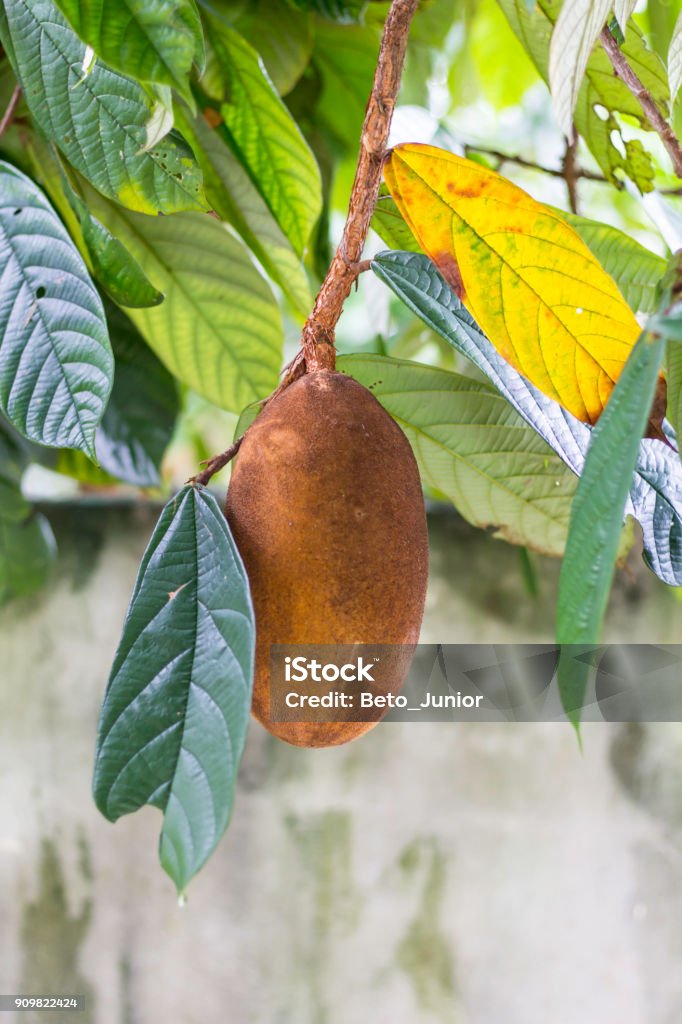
[556,329,665,718]
[0,510,56,604]
[175,107,311,315]
[549,0,611,137]
[63,177,165,310]
[338,353,578,556]
[669,10,682,102]
[204,17,322,255]
[227,0,313,95]
[372,185,422,253]
[553,208,668,314]
[0,162,112,457]
[0,0,207,214]
[310,20,380,147]
[667,335,682,453]
[85,188,283,412]
[498,0,670,191]
[93,485,255,893]
[283,0,366,22]
[94,302,179,486]
[53,0,204,101]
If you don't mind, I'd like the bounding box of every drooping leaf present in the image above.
[372,185,421,253]
[85,188,282,412]
[371,250,682,586]
[339,354,577,556]
[93,484,255,893]
[0,418,56,603]
[554,208,667,314]
[556,326,666,723]
[53,0,204,101]
[94,302,179,487]
[383,144,641,424]
[203,16,322,256]
[498,0,670,191]
[669,10,682,102]
[549,0,611,137]
[63,178,165,310]
[0,162,112,457]
[175,108,311,315]
[0,0,207,215]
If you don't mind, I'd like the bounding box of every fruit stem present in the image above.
[299,0,420,372]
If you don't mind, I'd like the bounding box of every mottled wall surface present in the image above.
[1,503,682,1024]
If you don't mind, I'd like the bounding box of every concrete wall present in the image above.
[1,502,682,1024]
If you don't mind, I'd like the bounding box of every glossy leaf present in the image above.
[498,0,669,191]
[0,0,207,215]
[0,162,112,458]
[372,251,682,586]
[175,109,311,315]
[54,0,203,101]
[549,0,611,137]
[205,17,322,256]
[93,485,255,893]
[85,189,282,412]
[384,144,641,424]
[339,354,577,556]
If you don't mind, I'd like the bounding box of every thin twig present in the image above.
[462,143,605,182]
[562,132,580,214]
[600,25,682,179]
[189,437,243,487]
[0,86,21,137]
[300,0,420,371]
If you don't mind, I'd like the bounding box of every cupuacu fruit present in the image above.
[225,369,429,748]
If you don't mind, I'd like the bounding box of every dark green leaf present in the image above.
[0,0,207,214]
[93,485,255,893]
[0,510,56,604]
[372,250,682,586]
[227,0,313,95]
[0,162,112,458]
[283,0,366,21]
[556,330,665,720]
[95,303,179,487]
[54,0,204,101]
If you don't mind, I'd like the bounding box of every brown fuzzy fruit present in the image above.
[225,370,428,748]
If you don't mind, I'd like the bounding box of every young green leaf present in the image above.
[0,0,207,215]
[84,191,283,413]
[372,250,682,586]
[175,109,311,315]
[53,0,204,102]
[93,485,255,893]
[549,0,611,138]
[204,17,322,256]
[339,354,577,556]
[0,162,112,458]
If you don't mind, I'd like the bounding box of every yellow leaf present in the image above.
[383,143,641,425]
